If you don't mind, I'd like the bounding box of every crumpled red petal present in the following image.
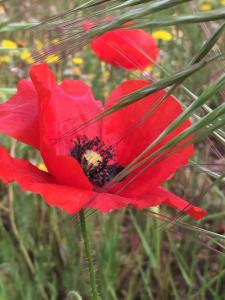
[29,64,100,188]
[0,80,39,148]
[0,145,92,214]
[30,64,102,150]
[84,186,206,220]
[91,29,158,70]
[85,192,132,212]
[147,187,207,220]
[102,80,194,197]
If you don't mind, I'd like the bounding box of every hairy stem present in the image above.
[79,209,100,300]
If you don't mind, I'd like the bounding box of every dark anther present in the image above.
[71,136,124,187]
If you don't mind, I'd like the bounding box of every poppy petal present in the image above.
[60,80,103,109]
[91,29,158,70]
[84,186,206,220]
[122,186,206,220]
[102,80,194,197]
[0,80,39,148]
[85,192,131,212]
[151,187,207,220]
[0,145,92,214]
[60,80,102,108]
[28,182,92,214]
[86,191,162,213]
[30,64,102,150]
[29,64,101,189]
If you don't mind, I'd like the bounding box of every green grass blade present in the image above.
[117,104,225,180]
[126,74,225,170]
[191,21,225,64]
[129,211,157,269]
[89,0,191,38]
[132,8,225,29]
[0,22,38,33]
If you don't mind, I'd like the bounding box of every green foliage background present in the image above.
[0,0,225,299]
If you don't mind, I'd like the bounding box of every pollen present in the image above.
[82,150,103,169]
[71,135,124,187]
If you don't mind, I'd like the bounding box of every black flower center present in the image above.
[71,136,123,187]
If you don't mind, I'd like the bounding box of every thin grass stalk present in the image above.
[121,74,225,173]
[146,210,225,251]
[55,60,209,141]
[131,8,225,29]
[115,104,225,182]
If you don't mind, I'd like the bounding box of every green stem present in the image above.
[79,209,100,300]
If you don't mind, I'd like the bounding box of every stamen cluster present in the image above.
[71,136,123,187]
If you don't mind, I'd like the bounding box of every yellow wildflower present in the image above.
[152,30,173,41]
[199,4,212,11]
[221,0,225,5]
[0,55,12,63]
[37,163,48,172]
[34,40,44,51]
[145,65,153,72]
[20,49,34,64]
[52,38,60,45]
[72,57,84,65]
[44,55,60,63]
[1,40,17,49]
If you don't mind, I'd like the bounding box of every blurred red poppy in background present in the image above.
[0,64,206,220]
[84,21,158,70]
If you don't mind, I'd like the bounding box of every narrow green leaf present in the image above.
[132,8,225,29]
[181,87,225,146]
[0,88,16,99]
[167,232,192,286]
[190,163,225,182]
[190,269,225,299]
[115,104,225,182]
[92,61,207,123]
[126,74,225,171]
[113,0,190,12]
[89,0,191,38]
[81,55,221,129]
[0,22,37,33]
[0,88,16,96]
[129,211,157,269]
[191,22,225,64]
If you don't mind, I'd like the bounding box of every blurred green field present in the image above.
[0,1,225,299]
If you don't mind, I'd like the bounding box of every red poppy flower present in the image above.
[0,64,206,219]
[84,21,158,70]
